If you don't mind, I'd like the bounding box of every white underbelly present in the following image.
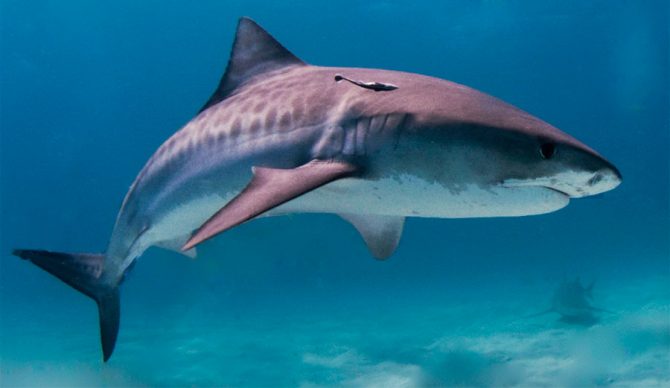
[280,174,570,218]
[140,173,568,255]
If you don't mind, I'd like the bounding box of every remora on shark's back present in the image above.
[13,17,621,361]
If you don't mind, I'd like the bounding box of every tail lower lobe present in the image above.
[12,249,120,362]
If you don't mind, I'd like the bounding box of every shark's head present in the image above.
[445,111,622,215]
[471,123,620,215]
[495,123,622,199]
[492,118,622,199]
[382,74,623,216]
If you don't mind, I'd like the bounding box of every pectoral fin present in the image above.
[183,160,358,250]
[339,213,405,259]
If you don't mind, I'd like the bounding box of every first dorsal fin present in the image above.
[200,17,306,113]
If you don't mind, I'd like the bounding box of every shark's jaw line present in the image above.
[542,186,571,199]
[13,17,621,362]
[502,180,571,198]
[501,167,621,199]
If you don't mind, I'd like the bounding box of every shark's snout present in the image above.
[560,150,622,198]
[548,166,621,198]
[529,136,623,198]
[588,164,622,193]
[502,158,621,199]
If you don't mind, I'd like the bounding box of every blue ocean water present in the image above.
[1,0,668,386]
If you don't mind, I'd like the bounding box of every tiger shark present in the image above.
[13,17,621,361]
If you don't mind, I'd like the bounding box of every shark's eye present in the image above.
[540,143,556,159]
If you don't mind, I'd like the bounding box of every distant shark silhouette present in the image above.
[529,278,612,325]
[13,17,621,361]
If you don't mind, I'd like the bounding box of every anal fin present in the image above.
[339,214,405,259]
[183,159,358,250]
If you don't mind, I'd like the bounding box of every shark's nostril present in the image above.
[588,173,603,186]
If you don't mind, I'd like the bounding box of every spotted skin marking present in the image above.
[265,109,277,129]
[229,118,242,138]
[292,98,304,121]
[279,112,292,131]
[253,102,265,113]
[249,118,261,134]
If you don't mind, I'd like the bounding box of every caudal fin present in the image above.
[12,249,120,362]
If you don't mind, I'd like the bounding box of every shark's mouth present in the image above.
[540,185,571,198]
[498,181,572,214]
[455,180,570,217]
[501,169,622,199]
[501,179,573,199]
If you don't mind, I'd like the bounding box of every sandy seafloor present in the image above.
[2,261,668,387]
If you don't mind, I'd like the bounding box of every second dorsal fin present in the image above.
[200,17,306,112]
